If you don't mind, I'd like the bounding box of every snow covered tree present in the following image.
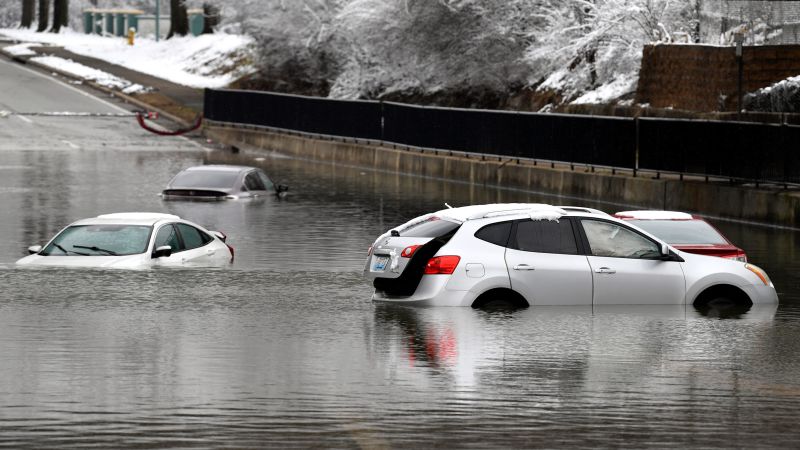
[201,2,220,34]
[167,0,189,38]
[20,0,34,28]
[50,0,68,32]
[36,0,49,32]
[528,0,697,104]
[329,0,543,102]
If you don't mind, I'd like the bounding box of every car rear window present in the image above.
[398,217,460,238]
[627,219,728,245]
[170,171,240,189]
[475,221,512,246]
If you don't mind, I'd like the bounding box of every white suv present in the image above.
[364,204,778,307]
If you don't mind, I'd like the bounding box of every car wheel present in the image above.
[471,289,529,310]
[695,296,752,319]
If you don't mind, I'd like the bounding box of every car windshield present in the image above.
[627,219,729,245]
[398,217,460,237]
[42,225,153,256]
[170,170,240,189]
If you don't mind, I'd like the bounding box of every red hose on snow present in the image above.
[136,112,202,136]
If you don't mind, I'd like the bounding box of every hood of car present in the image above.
[671,243,743,255]
[16,254,148,269]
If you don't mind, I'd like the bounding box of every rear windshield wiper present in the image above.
[53,243,89,256]
[73,245,119,256]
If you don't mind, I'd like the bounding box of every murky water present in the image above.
[3,129,800,448]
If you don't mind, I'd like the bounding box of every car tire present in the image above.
[695,296,752,318]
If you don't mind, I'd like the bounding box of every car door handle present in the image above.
[595,267,616,274]
[513,264,535,271]
[207,249,216,255]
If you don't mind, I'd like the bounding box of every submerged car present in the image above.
[17,212,234,269]
[161,165,288,200]
[613,210,747,262]
[364,203,777,307]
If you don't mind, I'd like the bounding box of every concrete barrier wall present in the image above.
[205,123,800,228]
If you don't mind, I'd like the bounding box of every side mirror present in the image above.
[152,245,172,258]
[276,184,289,196]
[660,243,669,256]
[28,245,42,255]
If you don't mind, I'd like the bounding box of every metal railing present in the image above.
[204,88,800,187]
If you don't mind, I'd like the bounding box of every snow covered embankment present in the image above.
[0,28,254,89]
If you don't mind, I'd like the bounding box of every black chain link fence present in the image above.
[205,88,800,185]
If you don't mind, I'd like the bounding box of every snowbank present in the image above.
[0,28,254,89]
[30,55,149,94]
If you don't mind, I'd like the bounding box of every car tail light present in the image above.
[401,245,422,258]
[424,256,460,275]
[226,244,235,263]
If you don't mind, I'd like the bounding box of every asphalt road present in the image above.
[0,56,203,153]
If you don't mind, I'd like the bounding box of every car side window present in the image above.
[581,219,661,259]
[475,221,512,247]
[154,224,182,253]
[176,223,210,250]
[244,172,266,191]
[256,170,275,191]
[512,219,578,254]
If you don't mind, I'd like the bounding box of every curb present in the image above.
[0,46,193,128]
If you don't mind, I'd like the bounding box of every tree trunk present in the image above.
[50,0,68,32]
[20,0,35,28]
[167,0,189,38]
[201,3,219,34]
[36,0,49,32]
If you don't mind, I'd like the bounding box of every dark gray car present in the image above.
[161,165,288,200]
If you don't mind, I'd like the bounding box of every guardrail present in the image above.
[204,88,800,186]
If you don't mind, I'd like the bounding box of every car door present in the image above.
[151,223,185,267]
[504,218,593,305]
[256,169,275,193]
[174,223,219,265]
[243,170,268,197]
[579,219,686,305]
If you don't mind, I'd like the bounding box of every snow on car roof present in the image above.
[436,203,567,222]
[615,210,694,220]
[72,212,181,226]
[184,165,254,172]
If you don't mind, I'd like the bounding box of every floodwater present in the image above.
[3,119,800,448]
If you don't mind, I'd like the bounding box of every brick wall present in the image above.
[635,44,800,112]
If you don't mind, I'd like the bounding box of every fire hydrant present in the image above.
[127,28,135,46]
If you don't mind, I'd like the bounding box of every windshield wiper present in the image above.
[53,243,89,256]
[73,245,118,256]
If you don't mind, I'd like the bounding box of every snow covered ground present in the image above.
[0,28,254,89]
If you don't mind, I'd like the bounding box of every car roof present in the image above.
[72,212,182,226]
[614,210,696,220]
[433,203,568,222]
[181,165,257,173]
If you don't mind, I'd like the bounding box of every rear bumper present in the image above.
[371,275,474,307]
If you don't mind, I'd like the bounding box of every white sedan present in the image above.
[17,213,234,269]
[364,203,778,307]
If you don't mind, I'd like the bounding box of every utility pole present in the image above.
[735,32,744,119]
[155,0,160,42]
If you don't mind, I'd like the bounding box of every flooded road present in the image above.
[3,60,800,448]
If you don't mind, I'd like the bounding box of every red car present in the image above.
[613,210,747,262]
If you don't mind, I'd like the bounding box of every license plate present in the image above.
[373,255,389,271]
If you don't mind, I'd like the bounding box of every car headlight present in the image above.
[745,263,771,286]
